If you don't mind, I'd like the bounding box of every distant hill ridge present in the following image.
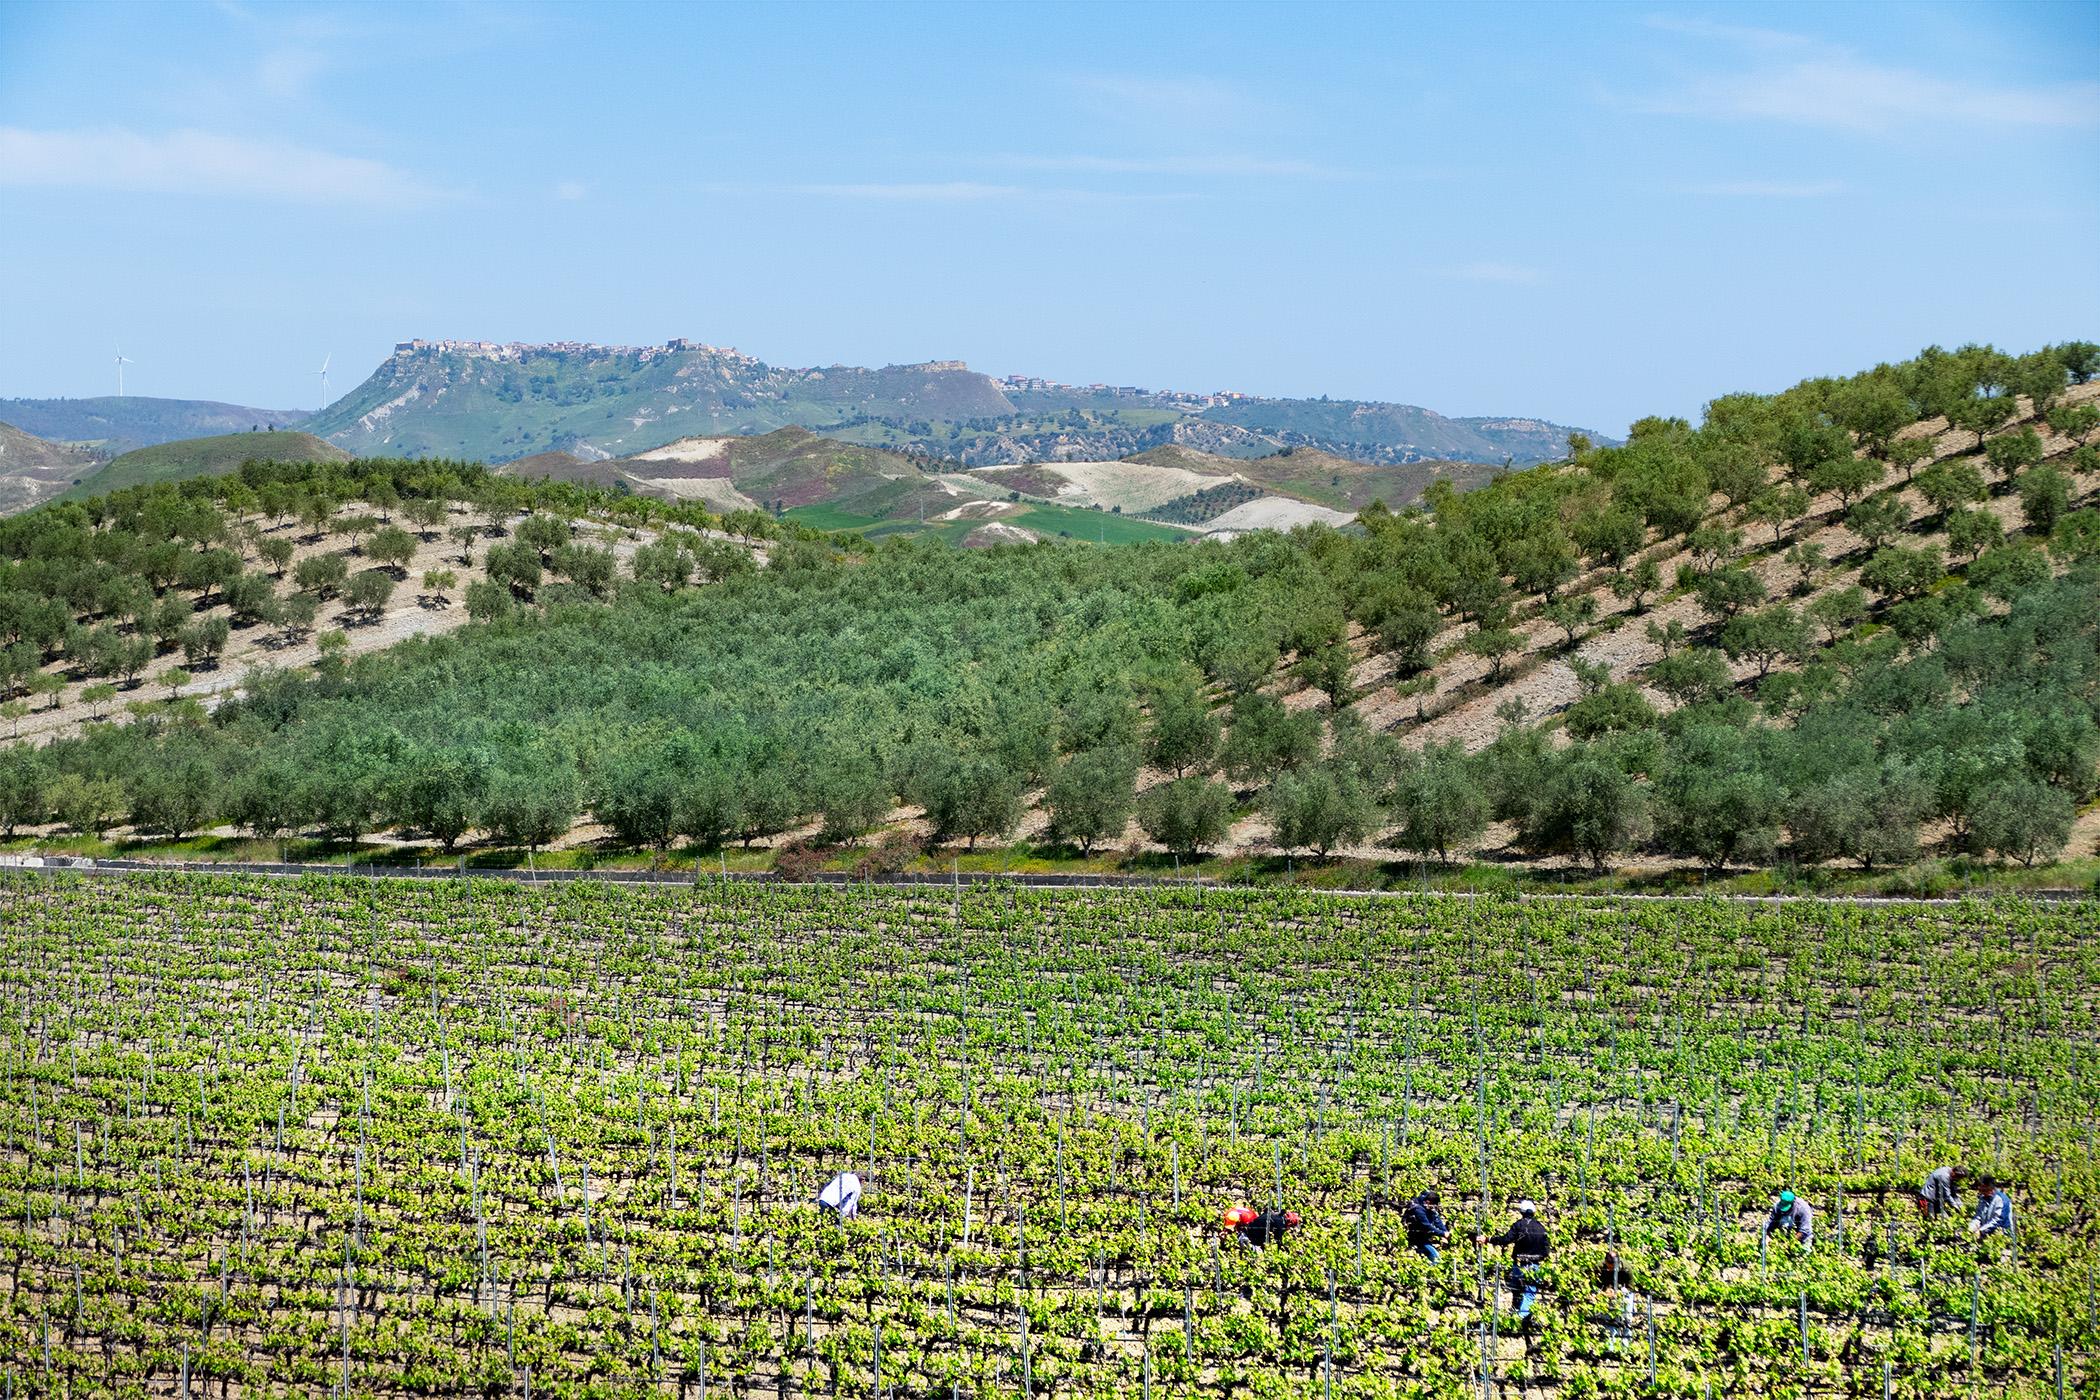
[303,337,1604,469]
[0,395,308,454]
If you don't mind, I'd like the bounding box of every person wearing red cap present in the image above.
[1221,1206,1299,1248]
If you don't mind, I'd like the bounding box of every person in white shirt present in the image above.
[817,1171,862,1221]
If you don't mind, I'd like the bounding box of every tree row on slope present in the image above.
[0,343,2095,878]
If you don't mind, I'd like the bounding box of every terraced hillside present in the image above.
[1341,383,2100,761]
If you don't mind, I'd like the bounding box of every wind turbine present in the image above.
[114,348,134,397]
[314,353,332,404]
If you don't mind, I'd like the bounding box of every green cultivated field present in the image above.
[1002,503,1191,544]
[780,501,888,533]
[791,500,1192,545]
[3,873,2094,1398]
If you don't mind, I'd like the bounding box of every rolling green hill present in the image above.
[500,426,970,524]
[606,430,1236,542]
[499,426,1502,542]
[60,430,351,501]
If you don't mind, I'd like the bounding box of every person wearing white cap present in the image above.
[816,1171,862,1221]
[1477,1199,1551,1325]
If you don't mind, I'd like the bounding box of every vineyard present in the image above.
[1,872,2095,1399]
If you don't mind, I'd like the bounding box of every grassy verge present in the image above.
[10,829,2093,898]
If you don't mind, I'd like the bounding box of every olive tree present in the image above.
[1145,674,1220,776]
[1983,427,2043,482]
[2018,466,2071,533]
[1137,775,1233,858]
[1262,761,1379,858]
[1520,747,1651,871]
[1043,747,1138,855]
[485,763,580,854]
[1387,742,1486,863]
[345,569,396,620]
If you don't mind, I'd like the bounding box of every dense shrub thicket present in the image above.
[1,340,2096,871]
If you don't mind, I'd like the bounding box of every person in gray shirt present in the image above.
[1762,1189,1814,1249]
[1917,1164,1969,1219]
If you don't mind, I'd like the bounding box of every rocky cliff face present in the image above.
[305,341,1016,462]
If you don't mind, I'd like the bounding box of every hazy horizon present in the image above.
[2,0,2096,435]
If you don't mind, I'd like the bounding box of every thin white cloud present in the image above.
[997,153,1352,179]
[1641,16,1819,52]
[1630,21,2100,132]
[255,46,327,99]
[553,180,589,201]
[0,126,451,205]
[1652,60,2100,131]
[788,181,1028,202]
[1686,178,1846,198]
[1066,74,1262,129]
[717,180,1193,206]
[1443,261,1543,285]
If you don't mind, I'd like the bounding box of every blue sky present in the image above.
[1,1,2094,434]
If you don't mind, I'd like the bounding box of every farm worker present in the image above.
[1476,1200,1550,1322]
[1969,1179,2014,1239]
[1402,1189,1451,1261]
[1598,1250,1638,1334]
[1762,1190,1814,1249]
[816,1171,862,1221]
[1917,1164,1970,1219]
[1228,1208,1299,1249]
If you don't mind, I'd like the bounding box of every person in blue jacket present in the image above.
[1403,1189,1451,1261]
[1970,1178,2014,1240]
